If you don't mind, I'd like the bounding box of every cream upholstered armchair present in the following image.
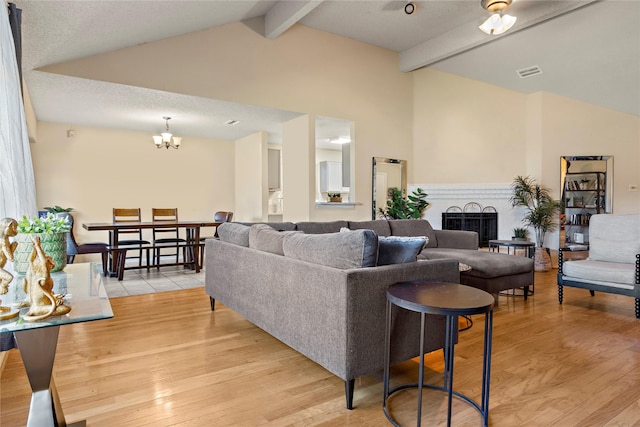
[558,214,640,318]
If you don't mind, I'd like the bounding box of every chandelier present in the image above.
[479,0,517,35]
[152,116,182,149]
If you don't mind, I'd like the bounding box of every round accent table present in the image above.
[383,281,495,427]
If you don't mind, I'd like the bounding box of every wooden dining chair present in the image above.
[199,211,233,267]
[151,208,186,268]
[112,208,150,269]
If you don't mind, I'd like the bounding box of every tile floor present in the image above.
[102,260,205,298]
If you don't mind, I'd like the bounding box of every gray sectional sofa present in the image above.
[204,219,533,409]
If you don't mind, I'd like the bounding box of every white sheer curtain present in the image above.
[0,5,36,221]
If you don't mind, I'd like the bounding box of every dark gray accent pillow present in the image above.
[283,229,378,269]
[217,222,250,247]
[377,236,427,266]
[249,224,298,255]
[388,219,438,248]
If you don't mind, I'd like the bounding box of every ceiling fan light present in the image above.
[479,13,516,35]
[481,0,511,13]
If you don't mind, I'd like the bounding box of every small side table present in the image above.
[383,281,495,427]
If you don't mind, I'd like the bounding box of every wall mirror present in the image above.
[372,157,406,219]
[316,116,354,202]
[560,155,613,246]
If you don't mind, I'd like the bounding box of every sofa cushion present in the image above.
[347,220,391,236]
[388,219,438,248]
[420,248,533,279]
[239,221,297,231]
[283,229,378,269]
[296,221,349,234]
[217,222,250,247]
[377,236,427,266]
[249,224,298,255]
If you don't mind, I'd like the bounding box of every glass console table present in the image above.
[0,263,113,427]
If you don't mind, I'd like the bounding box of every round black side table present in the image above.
[383,281,495,427]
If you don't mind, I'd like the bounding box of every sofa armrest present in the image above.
[434,229,479,250]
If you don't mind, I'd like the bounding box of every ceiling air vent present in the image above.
[517,65,542,79]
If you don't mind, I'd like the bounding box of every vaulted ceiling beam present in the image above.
[265,0,324,40]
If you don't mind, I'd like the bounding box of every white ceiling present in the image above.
[11,0,640,147]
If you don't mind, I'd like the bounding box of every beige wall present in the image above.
[412,68,528,184]
[41,21,414,221]
[30,122,234,262]
[235,131,268,222]
[412,68,640,213]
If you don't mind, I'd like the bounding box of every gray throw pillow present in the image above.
[217,222,250,247]
[377,236,427,266]
[249,223,298,255]
[283,229,378,269]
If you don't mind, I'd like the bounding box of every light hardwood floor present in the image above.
[2,269,640,426]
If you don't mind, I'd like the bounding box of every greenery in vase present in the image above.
[510,176,561,247]
[378,187,429,219]
[43,205,73,213]
[17,212,71,234]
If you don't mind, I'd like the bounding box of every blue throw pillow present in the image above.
[377,236,427,266]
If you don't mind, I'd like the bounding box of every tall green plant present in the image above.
[378,187,429,219]
[510,176,562,247]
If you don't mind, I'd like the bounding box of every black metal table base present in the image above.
[383,283,494,427]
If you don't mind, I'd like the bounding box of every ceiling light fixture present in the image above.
[479,0,517,35]
[152,116,181,150]
[329,136,351,144]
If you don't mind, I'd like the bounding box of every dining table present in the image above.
[83,220,221,277]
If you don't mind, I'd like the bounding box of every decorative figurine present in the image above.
[0,218,18,293]
[18,235,71,322]
[0,218,19,319]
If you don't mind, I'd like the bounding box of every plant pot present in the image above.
[534,247,552,272]
[512,237,527,241]
[13,232,67,274]
[329,197,342,203]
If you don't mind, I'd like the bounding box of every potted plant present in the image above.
[512,227,528,241]
[328,192,342,203]
[378,187,429,219]
[13,213,72,273]
[44,205,73,214]
[510,175,562,271]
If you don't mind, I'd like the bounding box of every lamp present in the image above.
[152,116,182,149]
[479,0,517,35]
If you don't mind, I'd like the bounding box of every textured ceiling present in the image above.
[11,0,640,147]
